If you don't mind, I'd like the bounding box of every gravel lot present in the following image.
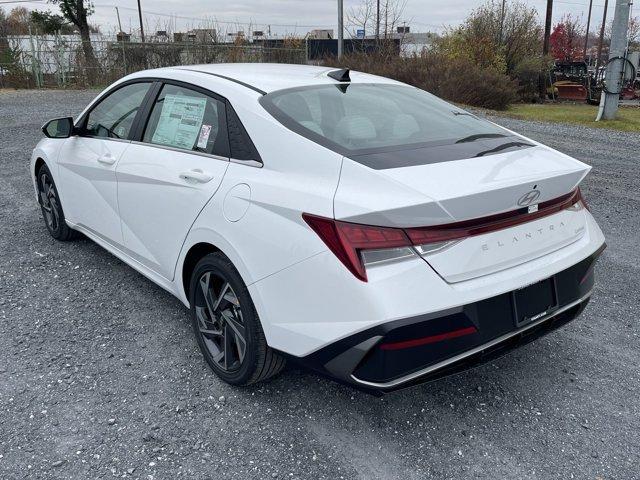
[1,89,638,480]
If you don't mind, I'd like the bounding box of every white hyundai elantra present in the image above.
[31,64,605,392]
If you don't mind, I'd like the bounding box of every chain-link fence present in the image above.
[0,35,307,88]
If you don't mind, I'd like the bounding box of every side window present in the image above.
[142,84,230,157]
[85,82,151,139]
[226,102,262,163]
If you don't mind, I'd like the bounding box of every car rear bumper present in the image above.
[294,244,604,394]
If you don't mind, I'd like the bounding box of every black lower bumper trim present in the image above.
[352,291,590,391]
[295,244,605,393]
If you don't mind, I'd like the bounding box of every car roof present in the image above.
[157,63,402,94]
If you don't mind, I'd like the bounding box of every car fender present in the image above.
[173,225,255,306]
[30,138,66,202]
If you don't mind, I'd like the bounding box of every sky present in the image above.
[0,0,622,37]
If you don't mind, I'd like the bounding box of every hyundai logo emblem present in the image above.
[517,189,541,206]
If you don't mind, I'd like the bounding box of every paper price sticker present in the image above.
[152,94,207,149]
[197,124,212,149]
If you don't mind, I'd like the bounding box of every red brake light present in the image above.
[302,214,410,281]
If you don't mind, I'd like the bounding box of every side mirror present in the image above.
[42,117,74,139]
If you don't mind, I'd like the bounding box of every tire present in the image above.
[36,164,80,241]
[189,252,285,385]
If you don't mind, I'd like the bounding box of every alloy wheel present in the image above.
[39,172,59,232]
[194,271,247,372]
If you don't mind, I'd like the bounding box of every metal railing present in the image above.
[0,34,307,88]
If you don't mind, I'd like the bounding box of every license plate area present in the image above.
[512,277,558,328]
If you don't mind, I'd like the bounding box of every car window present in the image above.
[226,103,262,163]
[85,82,151,139]
[142,84,230,157]
[261,84,510,153]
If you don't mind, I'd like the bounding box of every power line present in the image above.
[93,4,337,29]
[3,0,619,34]
[1,0,442,35]
[0,0,46,4]
[0,0,335,29]
[554,0,615,9]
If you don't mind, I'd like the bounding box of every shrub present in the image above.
[512,56,553,102]
[432,0,548,103]
[332,50,518,110]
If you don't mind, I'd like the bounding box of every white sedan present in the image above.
[31,64,605,392]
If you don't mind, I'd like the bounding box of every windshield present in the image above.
[260,83,513,155]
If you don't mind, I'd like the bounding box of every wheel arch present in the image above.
[34,157,46,175]
[178,229,255,305]
[181,242,222,300]
[32,157,47,201]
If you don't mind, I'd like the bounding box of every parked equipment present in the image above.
[549,58,639,104]
[549,61,590,101]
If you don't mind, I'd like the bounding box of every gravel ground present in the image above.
[1,89,639,480]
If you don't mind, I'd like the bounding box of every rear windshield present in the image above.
[259,83,513,157]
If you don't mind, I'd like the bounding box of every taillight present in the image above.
[303,188,586,282]
[302,214,411,281]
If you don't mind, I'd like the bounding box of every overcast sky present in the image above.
[4,0,619,36]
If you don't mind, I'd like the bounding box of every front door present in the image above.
[57,81,153,246]
[116,82,230,280]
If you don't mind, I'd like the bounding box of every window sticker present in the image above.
[152,94,207,150]
[197,124,212,149]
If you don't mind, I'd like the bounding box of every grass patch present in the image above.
[499,103,640,132]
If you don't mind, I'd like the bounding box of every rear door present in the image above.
[115,81,230,280]
[57,81,153,246]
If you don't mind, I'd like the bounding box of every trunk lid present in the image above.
[334,145,590,282]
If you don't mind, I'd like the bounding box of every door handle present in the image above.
[97,153,116,165]
[179,169,213,183]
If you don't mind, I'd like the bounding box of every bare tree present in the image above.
[605,15,640,48]
[382,0,407,38]
[346,0,407,38]
[440,1,543,74]
[347,0,375,37]
[501,1,544,72]
[6,6,31,34]
[49,0,98,78]
[0,8,11,65]
[630,16,640,48]
[0,8,24,80]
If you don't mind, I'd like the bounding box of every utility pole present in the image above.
[137,0,145,42]
[115,7,123,33]
[499,0,506,44]
[596,0,609,70]
[539,0,553,100]
[337,0,344,58]
[583,0,593,61]
[596,0,632,120]
[542,0,553,58]
[376,0,380,41]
